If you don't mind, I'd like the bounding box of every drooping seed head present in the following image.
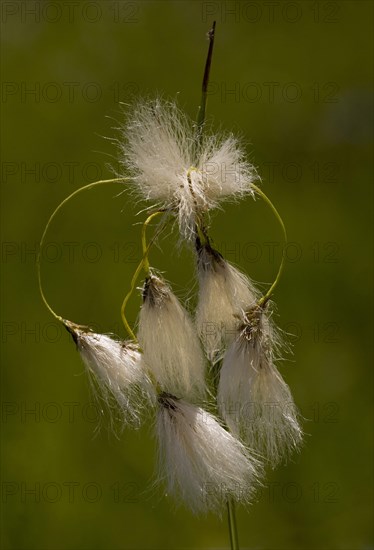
[156,393,263,514]
[218,308,303,467]
[138,274,207,400]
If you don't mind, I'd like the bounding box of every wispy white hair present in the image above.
[137,273,206,400]
[195,242,259,363]
[218,307,302,467]
[65,321,155,427]
[120,98,258,240]
[156,393,262,514]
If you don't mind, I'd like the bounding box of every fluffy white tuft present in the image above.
[65,321,155,427]
[137,274,206,400]
[218,308,302,467]
[120,98,258,239]
[195,242,259,362]
[156,393,262,514]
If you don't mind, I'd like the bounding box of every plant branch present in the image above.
[37,177,127,322]
[251,183,288,306]
[120,210,168,340]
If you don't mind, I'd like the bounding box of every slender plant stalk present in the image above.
[251,183,288,307]
[227,499,240,550]
[195,20,216,157]
[37,177,127,323]
[120,210,169,340]
[141,210,166,276]
[195,20,242,550]
[37,174,167,341]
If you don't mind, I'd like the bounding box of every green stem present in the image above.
[227,499,240,550]
[120,210,166,340]
[141,210,165,276]
[37,177,127,323]
[251,183,288,307]
[120,261,140,342]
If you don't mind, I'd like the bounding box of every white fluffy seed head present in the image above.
[195,242,259,362]
[137,274,207,400]
[65,321,155,428]
[218,308,302,467]
[120,98,258,240]
[156,393,262,514]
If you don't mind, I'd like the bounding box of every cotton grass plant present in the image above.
[38,22,302,549]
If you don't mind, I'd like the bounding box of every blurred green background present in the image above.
[1,1,373,548]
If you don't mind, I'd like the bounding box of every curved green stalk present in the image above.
[37,177,127,323]
[120,265,140,342]
[141,210,165,276]
[120,210,166,340]
[251,183,288,307]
